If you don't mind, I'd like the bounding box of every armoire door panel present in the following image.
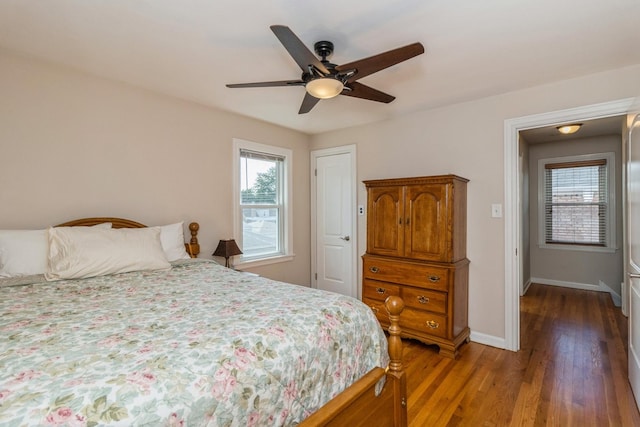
[367,186,404,256]
[405,184,449,261]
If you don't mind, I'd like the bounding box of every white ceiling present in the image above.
[1,0,638,135]
[520,115,626,144]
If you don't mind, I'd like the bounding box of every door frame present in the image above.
[310,145,357,295]
[503,97,636,351]
[627,112,640,411]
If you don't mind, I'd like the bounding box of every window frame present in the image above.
[537,152,616,253]
[232,138,294,268]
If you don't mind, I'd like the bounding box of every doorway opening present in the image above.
[503,98,636,351]
[519,116,624,299]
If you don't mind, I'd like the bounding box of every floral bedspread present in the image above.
[0,260,388,426]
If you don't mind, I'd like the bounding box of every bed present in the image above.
[0,218,407,426]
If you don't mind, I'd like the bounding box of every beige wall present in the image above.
[310,64,640,343]
[2,45,639,344]
[0,49,312,285]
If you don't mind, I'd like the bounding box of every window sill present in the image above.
[538,243,617,254]
[234,253,295,269]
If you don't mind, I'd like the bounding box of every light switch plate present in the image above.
[491,204,503,218]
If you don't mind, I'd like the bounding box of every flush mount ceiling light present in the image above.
[305,77,344,99]
[556,124,582,135]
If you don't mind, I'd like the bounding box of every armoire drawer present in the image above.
[402,286,447,314]
[400,308,448,339]
[363,279,401,302]
[363,256,450,292]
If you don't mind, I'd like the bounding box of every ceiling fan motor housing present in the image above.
[314,40,334,60]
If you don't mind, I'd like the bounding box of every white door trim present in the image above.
[504,97,636,352]
[310,145,357,294]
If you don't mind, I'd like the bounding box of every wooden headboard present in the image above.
[55,217,200,258]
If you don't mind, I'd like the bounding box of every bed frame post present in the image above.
[385,296,407,426]
[297,296,407,427]
[185,222,200,258]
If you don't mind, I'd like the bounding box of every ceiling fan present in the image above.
[226,25,425,114]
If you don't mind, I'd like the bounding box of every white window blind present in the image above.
[544,159,607,246]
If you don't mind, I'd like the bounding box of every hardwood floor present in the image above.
[404,284,640,426]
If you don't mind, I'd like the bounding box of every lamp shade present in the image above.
[556,124,582,135]
[306,77,344,99]
[213,239,243,267]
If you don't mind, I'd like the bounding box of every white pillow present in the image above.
[45,226,170,280]
[0,229,48,278]
[157,222,191,261]
[0,223,112,278]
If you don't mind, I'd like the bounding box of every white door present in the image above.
[312,147,356,297]
[628,113,640,409]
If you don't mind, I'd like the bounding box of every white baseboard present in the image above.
[522,278,532,295]
[599,280,622,307]
[531,277,601,292]
[469,330,506,349]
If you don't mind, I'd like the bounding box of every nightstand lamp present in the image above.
[213,239,243,268]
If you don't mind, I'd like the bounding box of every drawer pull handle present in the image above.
[369,306,379,313]
[376,288,387,294]
[369,266,379,273]
[426,320,440,329]
[417,295,430,304]
[428,275,441,283]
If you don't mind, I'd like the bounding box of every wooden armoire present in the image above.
[362,175,469,358]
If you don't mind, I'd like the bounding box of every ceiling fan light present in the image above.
[306,78,344,99]
[556,124,582,134]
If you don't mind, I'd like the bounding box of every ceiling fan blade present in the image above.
[226,80,304,88]
[270,25,329,75]
[341,82,395,103]
[298,92,321,114]
[335,42,424,82]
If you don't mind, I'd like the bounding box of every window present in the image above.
[538,152,616,252]
[233,139,293,266]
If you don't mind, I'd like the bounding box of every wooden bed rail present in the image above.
[55,217,200,258]
[300,296,407,427]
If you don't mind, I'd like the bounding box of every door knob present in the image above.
[340,235,350,241]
